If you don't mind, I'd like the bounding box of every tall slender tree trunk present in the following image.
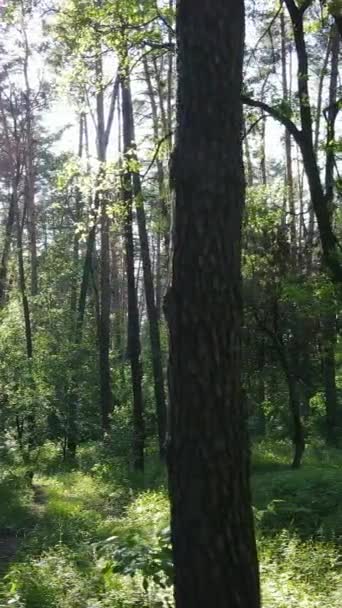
[67,116,85,459]
[0,190,16,308]
[321,312,338,444]
[167,0,174,142]
[257,341,266,435]
[260,114,267,186]
[23,26,38,297]
[244,127,254,188]
[307,33,331,267]
[143,57,170,278]
[287,371,305,469]
[283,0,342,282]
[96,48,113,435]
[281,11,296,258]
[121,78,145,472]
[165,2,260,606]
[322,25,339,444]
[122,74,167,456]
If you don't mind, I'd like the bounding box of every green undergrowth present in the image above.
[0,441,341,607]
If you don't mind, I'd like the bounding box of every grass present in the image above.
[0,441,342,607]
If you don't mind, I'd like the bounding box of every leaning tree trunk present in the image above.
[165,2,260,607]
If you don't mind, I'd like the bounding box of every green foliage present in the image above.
[2,443,342,608]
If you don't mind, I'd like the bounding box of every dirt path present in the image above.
[0,483,47,578]
[0,531,17,577]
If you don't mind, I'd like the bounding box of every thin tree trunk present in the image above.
[287,372,305,469]
[16,199,33,361]
[321,312,338,444]
[143,57,170,275]
[257,341,266,435]
[96,46,113,435]
[167,0,174,143]
[321,25,339,444]
[23,25,38,297]
[121,78,145,472]
[244,126,254,187]
[281,11,296,258]
[67,116,84,458]
[0,190,16,308]
[284,0,342,282]
[122,75,167,456]
[260,114,267,186]
[308,32,332,260]
[165,2,260,606]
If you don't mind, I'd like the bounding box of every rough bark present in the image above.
[165,2,260,606]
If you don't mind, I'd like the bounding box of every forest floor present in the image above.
[0,441,342,607]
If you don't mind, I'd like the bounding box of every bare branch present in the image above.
[142,132,173,180]
[242,96,303,147]
[246,1,284,68]
[242,115,265,140]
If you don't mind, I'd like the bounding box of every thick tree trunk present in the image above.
[121,79,145,472]
[166,2,260,607]
[122,75,167,456]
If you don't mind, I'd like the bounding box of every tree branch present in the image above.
[142,132,173,180]
[246,1,284,68]
[242,96,303,146]
[298,0,314,16]
[242,116,265,140]
[104,73,120,152]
